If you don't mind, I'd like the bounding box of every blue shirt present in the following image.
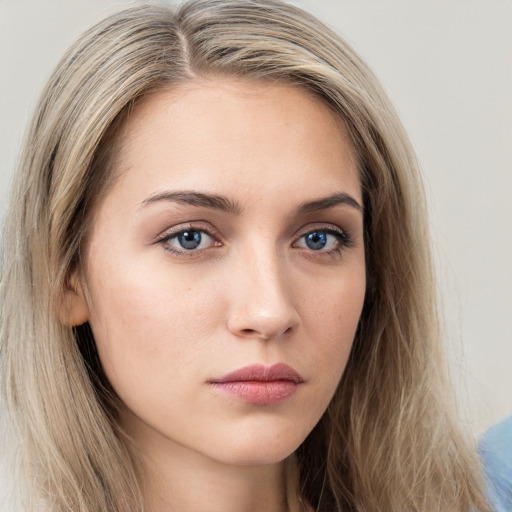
[479,415,512,512]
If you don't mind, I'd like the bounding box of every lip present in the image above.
[209,363,304,405]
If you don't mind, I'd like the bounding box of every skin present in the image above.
[66,79,366,512]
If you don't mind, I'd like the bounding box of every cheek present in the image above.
[305,263,365,336]
[298,266,366,395]
[84,254,225,391]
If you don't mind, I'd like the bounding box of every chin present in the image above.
[218,449,296,467]
[208,426,309,467]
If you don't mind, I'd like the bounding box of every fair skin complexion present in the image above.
[64,79,366,512]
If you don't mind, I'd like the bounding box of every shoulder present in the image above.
[479,415,512,512]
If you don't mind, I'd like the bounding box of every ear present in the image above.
[57,271,90,327]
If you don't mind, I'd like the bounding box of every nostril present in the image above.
[240,328,271,340]
[238,325,295,340]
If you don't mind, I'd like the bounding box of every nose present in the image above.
[226,246,300,341]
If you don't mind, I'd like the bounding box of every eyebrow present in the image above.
[297,192,363,214]
[139,190,362,215]
[140,191,242,214]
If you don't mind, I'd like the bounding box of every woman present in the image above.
[0,1,490,511]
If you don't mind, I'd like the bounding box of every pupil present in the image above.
[306,232,327,250]
[179,231,201,249]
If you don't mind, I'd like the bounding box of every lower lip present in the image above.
[211,380,299,405]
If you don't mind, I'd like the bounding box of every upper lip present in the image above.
[209,363,304,384]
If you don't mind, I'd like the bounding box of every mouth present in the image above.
[208,363,304,405]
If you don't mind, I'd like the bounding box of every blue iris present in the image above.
[178,230,202,250]
[305,231,328,250]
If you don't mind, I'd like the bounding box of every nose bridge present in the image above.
[227,236,299,340]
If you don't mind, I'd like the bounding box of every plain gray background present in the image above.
[1,0,511,502]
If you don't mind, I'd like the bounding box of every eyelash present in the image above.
[155,223,353,258]
[293,226,353,258]
[155,223,221,256]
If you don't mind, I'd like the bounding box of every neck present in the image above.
[145,454,287,512]
[122,417,303,512]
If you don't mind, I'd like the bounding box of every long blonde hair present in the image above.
[1,1,489,511]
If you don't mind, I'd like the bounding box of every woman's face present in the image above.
[74,79,365,466]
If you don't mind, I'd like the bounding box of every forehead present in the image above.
[108,78,361,208]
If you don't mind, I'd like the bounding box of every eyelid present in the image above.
[155,221,219,240]
[293,223,351,243]
[291,223,353,257]
[152,220,354,258]
[154,221,223,254]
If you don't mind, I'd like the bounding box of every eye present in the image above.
[160,228,218,253]
[294,228,350,254]
[303,231,330,250]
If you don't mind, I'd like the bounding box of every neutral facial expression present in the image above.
[73,79,366,466]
